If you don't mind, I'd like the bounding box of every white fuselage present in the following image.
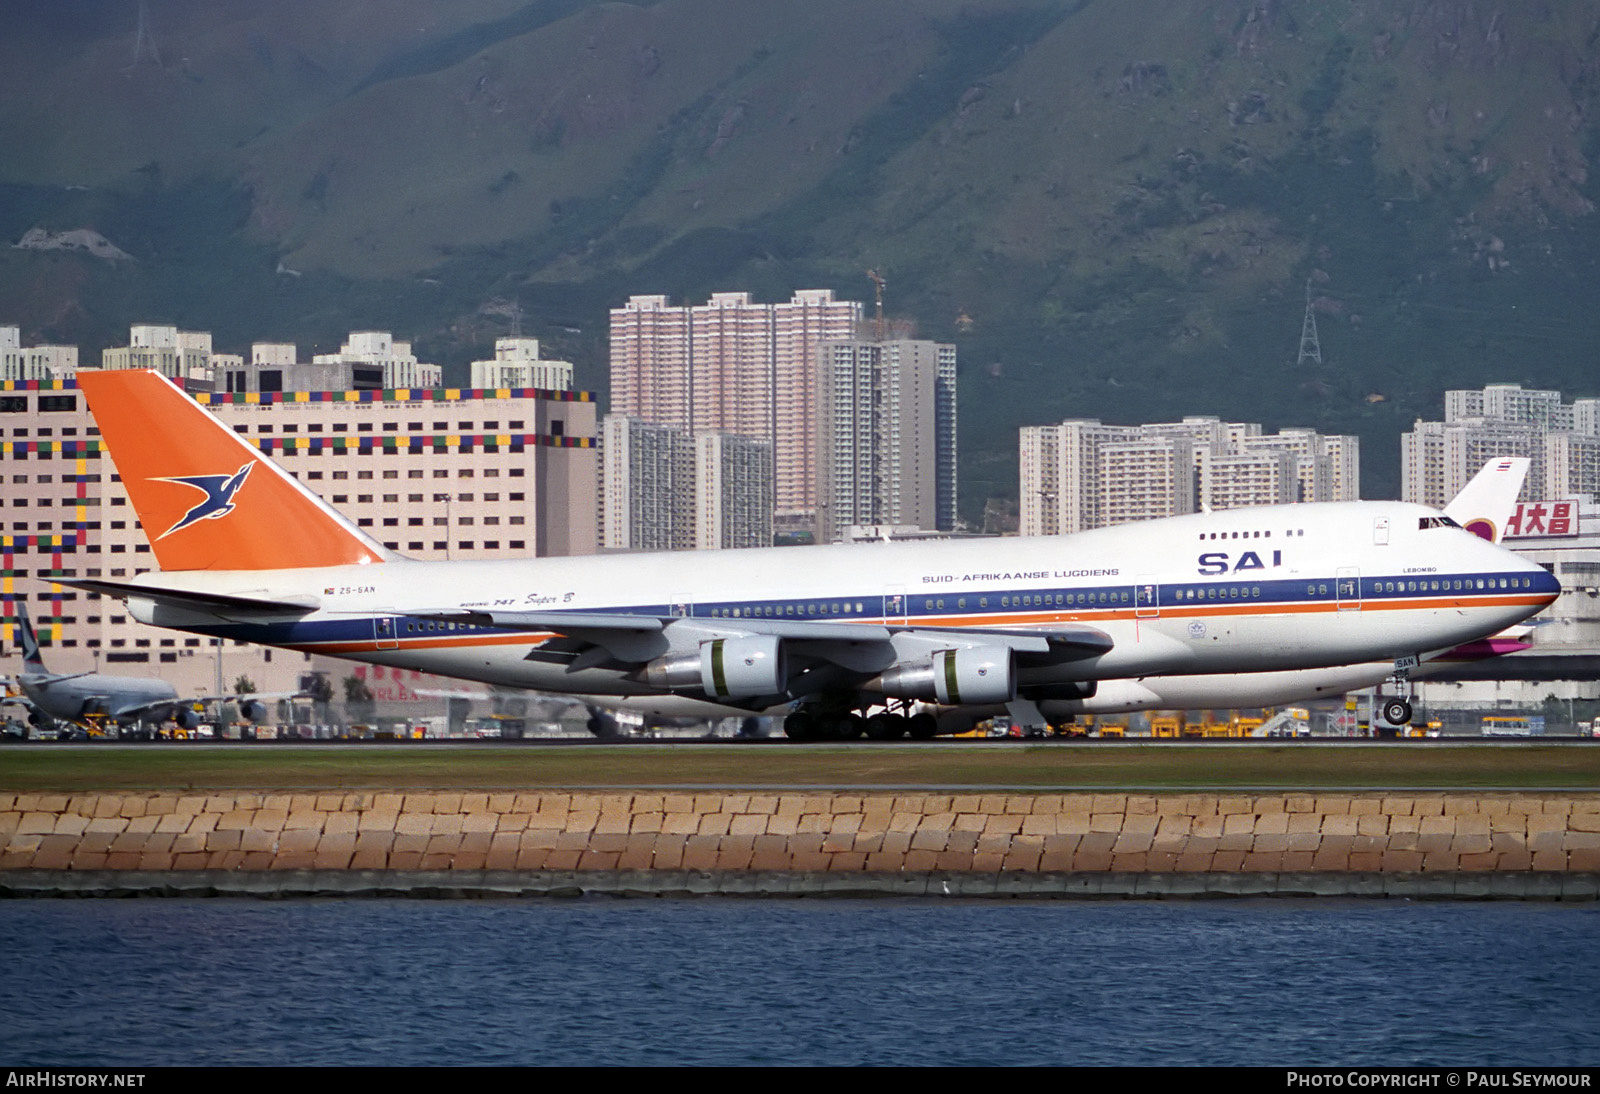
[19,673,179,724]
[114,500,1558,716]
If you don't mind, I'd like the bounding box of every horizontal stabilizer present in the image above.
[60,579,321,616]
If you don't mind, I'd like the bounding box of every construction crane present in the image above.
[867,269,886,342]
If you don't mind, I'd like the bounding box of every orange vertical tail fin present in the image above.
[77,370,392,571]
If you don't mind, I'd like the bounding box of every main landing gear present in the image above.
[783,704,938,740]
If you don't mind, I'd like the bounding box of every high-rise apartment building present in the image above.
[814,338,957,543]
[1403,383,1600,506]
[1020,417,1358,535]
[695,432,774,550]
[599,415,772,551]
[600,415,695,552]
[609,290,862,529]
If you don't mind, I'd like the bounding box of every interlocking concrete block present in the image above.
[1311,849,1350,872]
[696,813,731,837]
[651,835,686,870]
[322,812,358,836]
[616,836,656,871]
[656,790,694,815]
[1074,851,1114,872]
[943,831,979,854]
[526,808,568,831]
[1222,814,1256,837]
[864,850,907,872]
[1321,814,1358,837]
[214,809,254,832]
[205,829,242,852]
[953,812,987,833]
[394,813,433,837]
[1250,812,1286,836]
[1243,851,1285,872]
[51,814,89,837]
[1568,811,1600,834]
[460,812,498,834]
[357,809,399,833]
[681,835,721,871]
[567,809,601,834]
[284,810,327,832]
[796,813,829,834]
[727,813,767,837]
[1020,814,1057,837]
[1089,813,1123,834]
[878,831,913,855]
[1113,831,1154,854]
[1356,814,1390,837]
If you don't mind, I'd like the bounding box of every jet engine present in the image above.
[877,647,1015,705]
[644,635,786,699]
[173,708,203,731]
[239,700,269,723]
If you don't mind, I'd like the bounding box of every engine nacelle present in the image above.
[877,647,1016,705]
[239,700,269,723]
[644,635,786,699]
[173,708,203,731]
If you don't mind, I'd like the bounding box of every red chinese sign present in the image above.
[1504,501,1577,538]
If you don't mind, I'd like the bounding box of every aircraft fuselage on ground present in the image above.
[69,370,1560,738]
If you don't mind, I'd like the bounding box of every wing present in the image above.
[410,608,1113,706]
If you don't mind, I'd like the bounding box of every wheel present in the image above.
[783,712,816,740]
[864,713,907,740]
[816,713,862,739]
[907,712,939,739]
[1382,698,1413,726]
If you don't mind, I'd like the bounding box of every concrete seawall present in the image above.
[5,790,1599,898]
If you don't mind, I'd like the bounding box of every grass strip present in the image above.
[2,742,1598,793]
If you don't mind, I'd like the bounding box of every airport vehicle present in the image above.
[5,601,273,735]
[1480,715,1544,737]
[67,370,1560,739]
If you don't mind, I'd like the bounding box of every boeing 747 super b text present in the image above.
[67,370,1559,738]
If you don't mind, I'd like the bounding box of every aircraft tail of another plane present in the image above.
[1444,457,1530,543]
[15,600,47,676]
[76,370,393,572]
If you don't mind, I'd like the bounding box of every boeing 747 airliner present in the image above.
[67,370,1559,739]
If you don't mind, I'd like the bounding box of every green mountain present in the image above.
[5,0,1600,516]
